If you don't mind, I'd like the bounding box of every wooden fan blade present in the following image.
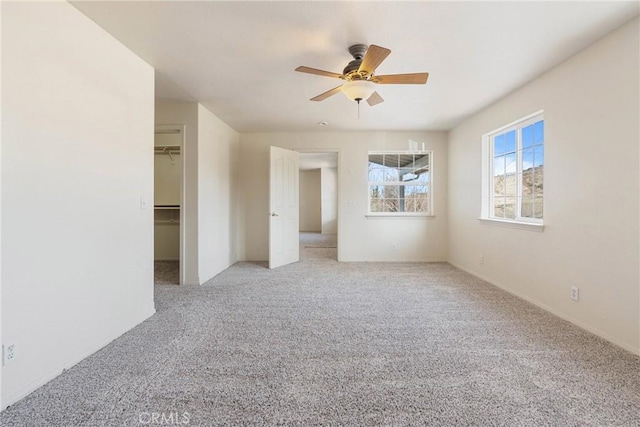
[295,66,343,79]
[358,45,391,74]
[311,85,343,101]
[366,91,384,106]
[375,73,429,84]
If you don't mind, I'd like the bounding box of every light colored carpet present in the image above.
[1,233,639,426]
[302,232,337,249]
[154,261,179,286]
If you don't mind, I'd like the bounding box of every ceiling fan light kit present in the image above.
[341,80,376,102]
[296,43,429,112]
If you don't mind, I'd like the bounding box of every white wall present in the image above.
[321,167,338,234]
[197,104,240,283]
[155,102,240,284]
[447,18,640,354]
[0,0,4,407]
[155,102,199,284]
[2,1,155,408]
[299,170,321,232]
[238,131,448,262]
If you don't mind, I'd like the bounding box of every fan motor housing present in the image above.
[348,44,368,60]
[343,59,362,75]
[343,44,370,78]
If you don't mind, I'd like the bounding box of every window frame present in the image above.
[481,111,544,230]
[367,150,434,217]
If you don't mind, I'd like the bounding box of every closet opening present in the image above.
[154,125,185,285]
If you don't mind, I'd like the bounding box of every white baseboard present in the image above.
[447,261,640,357]
[1,307,156,411]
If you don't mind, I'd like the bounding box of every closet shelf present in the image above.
[154,205,180,210]
[154,219,180,224]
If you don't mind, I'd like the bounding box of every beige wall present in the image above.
[197,104,240,283]
[299,170,322,232]
[155,102,240,284]
[447,18,640,354]
[321,168,338,234]
[2,1,155,408]
[238,131,448,262]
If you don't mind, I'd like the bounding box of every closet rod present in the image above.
[154,145,180,151]
[154,146,180,162]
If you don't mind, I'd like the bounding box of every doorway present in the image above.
[298,151,339,260]
[154,125,185,285]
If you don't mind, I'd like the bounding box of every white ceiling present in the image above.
[72,1,638,133]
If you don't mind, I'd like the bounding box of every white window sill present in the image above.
[477,218,544,232]
[366,214,436,219]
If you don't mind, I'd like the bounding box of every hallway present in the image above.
[299,232,337,262]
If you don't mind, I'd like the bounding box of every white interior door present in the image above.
[269,146,299,269]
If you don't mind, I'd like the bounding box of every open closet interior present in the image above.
[154,128,182,283]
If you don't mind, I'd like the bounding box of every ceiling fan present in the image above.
[295,44,429,107]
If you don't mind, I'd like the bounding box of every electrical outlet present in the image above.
[3,343,16,365]
[391,243,397,249]
[479,255,484,265]
[571,286,580,302]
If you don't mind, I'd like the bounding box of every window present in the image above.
[482,112,544,226]
[368,151,432,215]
